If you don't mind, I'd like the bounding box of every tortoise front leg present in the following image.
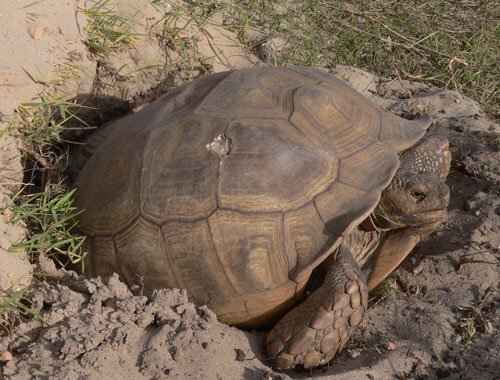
[266,244,368,369]
[367,221,441,291]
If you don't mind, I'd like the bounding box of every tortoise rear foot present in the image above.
[266,245,368,369]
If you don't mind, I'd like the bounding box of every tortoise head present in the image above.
[373,137,451,229]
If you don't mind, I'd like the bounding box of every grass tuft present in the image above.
[368,279,394,308]
[6,91,93,273]
[0,287,45,337]
[83,0,139,54]
[15,94,94,191]
[7,187,87,268]
[18,95,93,149]
[150,0,228,81]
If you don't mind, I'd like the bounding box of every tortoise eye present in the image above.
[411,190,427,201]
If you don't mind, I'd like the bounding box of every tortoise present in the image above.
[73,67,451,370]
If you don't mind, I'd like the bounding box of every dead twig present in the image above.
[397,67,446,85]
[456,250,500,274]
[337,5,459,61]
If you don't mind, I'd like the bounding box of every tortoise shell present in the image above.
[74,67,430,326]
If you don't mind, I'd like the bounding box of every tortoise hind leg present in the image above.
[266,244,368,369]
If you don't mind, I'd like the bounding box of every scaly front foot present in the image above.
[266,246,368,369]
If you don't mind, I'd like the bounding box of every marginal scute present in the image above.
[242,283,297,327]
[87,237,121,280]
[219,119,337,212]
[284,202,336,278]
[379,112,431,151]
[114,218,179,293]
[315,182,381,236]
[75,125,147,235]
[156,70,232,119]
[214,299,249,325]
[161,220,236,311]
[339,142,399,191]
[142,117,224,222]
[289,67,336,83]
[208,210,288,295]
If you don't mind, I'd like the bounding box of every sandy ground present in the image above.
[1,1,499,379]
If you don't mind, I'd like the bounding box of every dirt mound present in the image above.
[2,273,270,380]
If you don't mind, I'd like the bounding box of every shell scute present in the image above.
[290,83,380,158]
[314,183,382,236]
[219,118,338,213]
[196,67,319,120]
[207,210,288,295]
[284,202,340,281]
[114,218,178,292]
[141,117,225,223]
[339,142,399,191]
[161,220,236,308]
[74,124,147,235]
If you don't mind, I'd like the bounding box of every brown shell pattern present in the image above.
[75,67,429,325]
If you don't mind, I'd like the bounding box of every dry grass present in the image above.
[224,0,499,112]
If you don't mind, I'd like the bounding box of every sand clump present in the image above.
[1,273,270,379]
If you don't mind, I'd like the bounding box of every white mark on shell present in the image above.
[206,133,231,156]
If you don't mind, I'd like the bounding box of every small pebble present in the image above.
[259,37,288,65]
[235,348,246,361]
[0,351,13,362]
[412,260,425,274]
[348,348,362,359]
[386,342,397,351]
[484,320,493,334]
[27,25,44,40]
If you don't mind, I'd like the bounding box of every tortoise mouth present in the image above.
[410,208,447,224]
[370,207,447,230]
